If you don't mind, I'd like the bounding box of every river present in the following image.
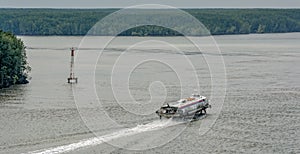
[0,33,299,153]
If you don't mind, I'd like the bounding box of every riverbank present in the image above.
[0,8,299,36]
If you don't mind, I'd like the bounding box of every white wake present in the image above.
[25,119,185,154]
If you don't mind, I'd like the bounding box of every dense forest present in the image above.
[0,9,299,36]
[0,30,30,88]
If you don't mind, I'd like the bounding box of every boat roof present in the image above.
[166,94,206,108]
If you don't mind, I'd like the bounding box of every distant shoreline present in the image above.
[16,32,300,37]
[2,8,299,36]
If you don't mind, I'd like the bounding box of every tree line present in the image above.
[0,30,30,88]
[0,8,299,36]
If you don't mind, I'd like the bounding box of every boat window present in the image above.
[192,94,200,97]
[187,97,195,101]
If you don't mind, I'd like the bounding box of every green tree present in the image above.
[0,29,30,88]
[257,24,266,33]
[0,9,299,36]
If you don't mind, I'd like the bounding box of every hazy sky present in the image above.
[0,0,299,8]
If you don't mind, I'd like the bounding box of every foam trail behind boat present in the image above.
[25,119,185,154]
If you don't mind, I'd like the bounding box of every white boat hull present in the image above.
[156,94,211,119]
